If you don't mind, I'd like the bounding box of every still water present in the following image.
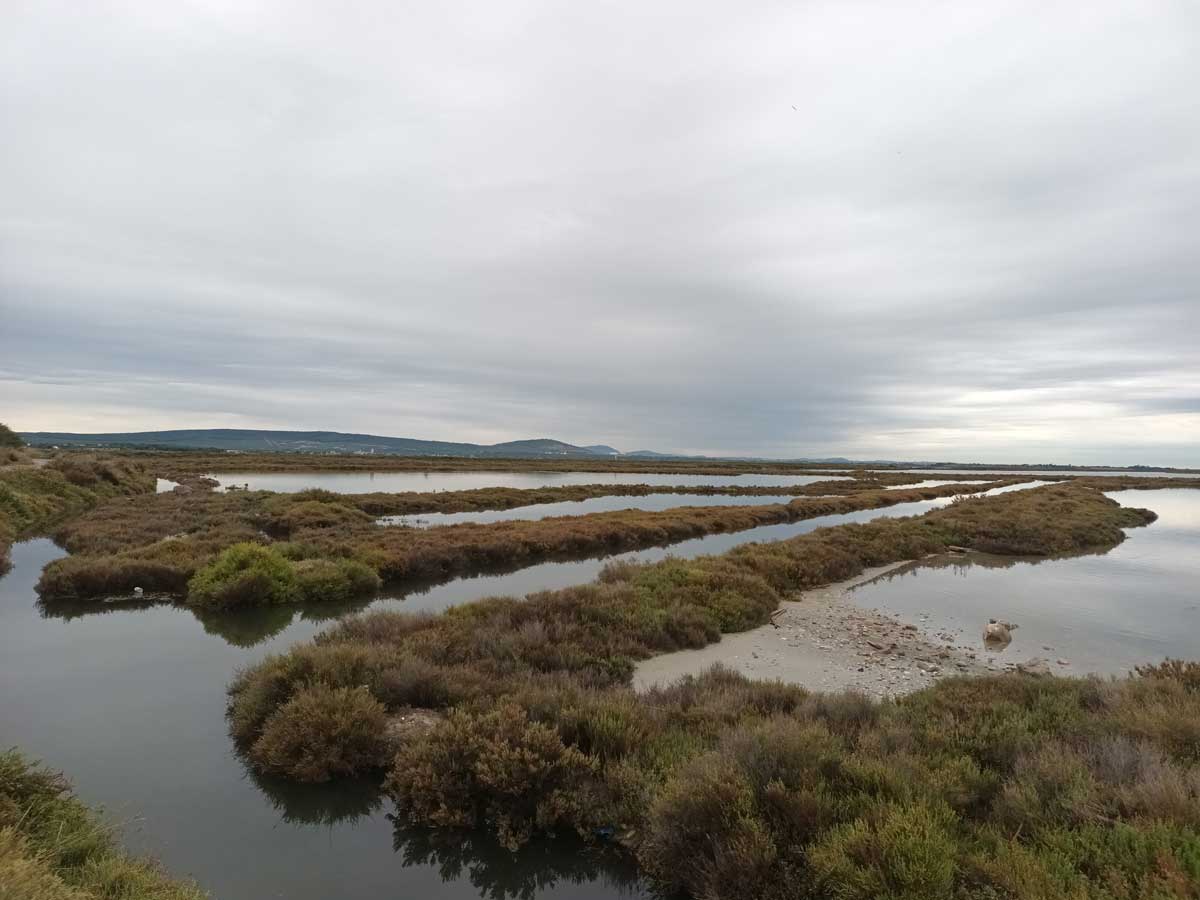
[0,539,646,900]
[0,480,1054,898]
[206,470,848,493]
[849,488,1200,675]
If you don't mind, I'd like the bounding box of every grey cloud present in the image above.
[2,0,1198,464]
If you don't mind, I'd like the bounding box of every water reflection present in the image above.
[250,767,386,827]
[390,827,645,900]
[38,591,380,648]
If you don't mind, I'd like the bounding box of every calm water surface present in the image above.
[207,470,848,493]
[0,480,1049,898]
[849,488,1200,674]
[0,539,646,900]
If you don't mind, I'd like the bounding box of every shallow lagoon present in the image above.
[850,488,1200,675]
[206,470,850,493]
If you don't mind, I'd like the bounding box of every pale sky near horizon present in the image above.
[2,1,1198,464]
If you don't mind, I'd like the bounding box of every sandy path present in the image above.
[633,558,996,698]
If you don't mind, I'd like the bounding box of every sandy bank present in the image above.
[633,557,998,698]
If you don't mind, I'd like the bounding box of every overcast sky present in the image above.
[2,1,1198,464]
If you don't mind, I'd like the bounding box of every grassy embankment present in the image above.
[0,453,153,574]
[0,750,205,899]
[222,482,1200,898]
[35,480,1020,608]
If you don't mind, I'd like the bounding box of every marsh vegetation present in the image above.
[34,479,1020,607]
[215,482,1200,898]
[4,451,1199,899]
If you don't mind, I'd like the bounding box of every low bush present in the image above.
[1135,658,1200,693]
[186,542,299,609]
[0,456,153,581]
[387,703,597,850]
[806,800,959,900]
[294,557,381,603]
[249,684,389,782]
[184,543,382,610]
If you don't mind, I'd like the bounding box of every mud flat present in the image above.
[634,559,994,698]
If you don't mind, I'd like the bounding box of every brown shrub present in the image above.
[387,703,597,850]
[250,684,389,781]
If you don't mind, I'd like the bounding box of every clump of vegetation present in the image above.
[294,557,381,602]
[187,543,301,609]
[1135,658,1200,693]
[186,543,381,610]
[378,669,1200,899]
[388,702,595,849]
[0,443,30,466]
[0,749,206,898]
[248,684,389,782]
[0,454,153,575]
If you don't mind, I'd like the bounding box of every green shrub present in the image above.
[186,543,298,609]
[294,558,380,603]
[639,752,778,899]
[806,801,959,900]
[993,742,1099,831]
[250,684,389,782]
[1136,658,1200,693]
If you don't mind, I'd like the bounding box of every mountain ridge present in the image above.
[16,428,1198,473]
[19,429,632,459]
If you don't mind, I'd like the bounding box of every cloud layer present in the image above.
[3,0,1198,463]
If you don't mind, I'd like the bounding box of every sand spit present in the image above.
[633,557,1002,698]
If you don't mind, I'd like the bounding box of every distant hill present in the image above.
[17,428,1196,473]
[19,429,630,459]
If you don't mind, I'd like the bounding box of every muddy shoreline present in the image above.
[633,554,1029,698]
